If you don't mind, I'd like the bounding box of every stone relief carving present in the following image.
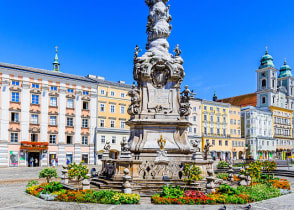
[151,62,170,88]
[127,84,141,115]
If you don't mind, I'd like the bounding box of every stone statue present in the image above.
[173,44,182,57]
[121,138,129,152]
[134,45,142,60]
[104,140,111,151]
[127,83,141,115]
[192,139,200,153]
[204,142,213,160]
[179,85,196,117]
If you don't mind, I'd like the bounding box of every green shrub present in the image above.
[216,173,228,180]
[217,161,229,169]
[39,167,58,183]
[42,182,63,194]
[160,185,184,199]
[26,180,39,188]
[67,162,89,192]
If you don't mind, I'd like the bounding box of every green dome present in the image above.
[259,50,275,69]
[278,61,292,78]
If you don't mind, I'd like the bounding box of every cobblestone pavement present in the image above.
[0,168,294,210]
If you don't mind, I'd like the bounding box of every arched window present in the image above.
[262,79,266,88]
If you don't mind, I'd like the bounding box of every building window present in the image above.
[67,88,74,94]
[11,112,19,123]
[100,103,105,112]
[210,116,213,121]
[101,136,106,143]
[82,119,89,128]
[83,91,89,96]
[225,140,228,146]
[189,127,192,132]
[204,115,207,121]
[194,128,196,134]
[110,120,115,128]
[121,93,125,98]
[223,109,226,113]
[100,119,105,127]
[110,91,115,96]
[262,79,266,88]
[50,86,57,91]
[82,154,89,164]
[223,117,226,122]
[49,135,56,144]
[212,140,215,145]
[67,99,74,108]
[217,108,220,112]
[83,101,89,110]
[110,105,115,113]
[193,107,197,112]
[217,128,220,135]
[223,129,226,136]
[219,140,222,146]
[49,116,57,126]
[31,134,38,142]
[217,116,220,122]
[193,116,197,121]
[112,136,116,144]
[12,80,20,86]
[10,133,18,142]
[262,96,266,104]
[82,136,88,145]
[31,114,39,124]
[50,97,57,107]
[66,136,73,144]
[67,118,74,127]
[32,83,39,89]
[210,128,213,134]
[120,121,125,129]
[100,89,105,95]
[11,92,20,102]
[120,106,125,114]
[204,106,207,110]
[32,94,39,105]
[204,127,207,134]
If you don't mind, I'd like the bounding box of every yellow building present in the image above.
[269,106,294,159]
[88,75,131,160]
[201,100,245,160]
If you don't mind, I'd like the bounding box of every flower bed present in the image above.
[151,182,289,205]
[26,182,140,204]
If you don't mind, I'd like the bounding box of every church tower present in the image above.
[278,60,294,109]
[256,48,278,108]
[53,46,60,72]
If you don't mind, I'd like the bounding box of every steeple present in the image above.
[279,59,292,78]
[213,91,217,101]
[53,46,60,72]
[259,47,275,69]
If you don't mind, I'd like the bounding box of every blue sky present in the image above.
[0,0,294,100]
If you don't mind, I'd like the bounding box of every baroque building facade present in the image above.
[86,75,132,161]
[0,53,98,167]
[219,49,294,160]
[197,99,245,160]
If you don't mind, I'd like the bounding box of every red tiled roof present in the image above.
[217,93,257,107]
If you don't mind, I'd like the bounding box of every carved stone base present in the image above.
[192,152,204,160]
[120,151,132,159]
[154,150,169,163]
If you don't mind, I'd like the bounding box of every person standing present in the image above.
[30,157,34,167]
[56,158,58,166]
[34,158,38,167]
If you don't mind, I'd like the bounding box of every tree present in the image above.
[67,162,89,191]
[39,167,58,183]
